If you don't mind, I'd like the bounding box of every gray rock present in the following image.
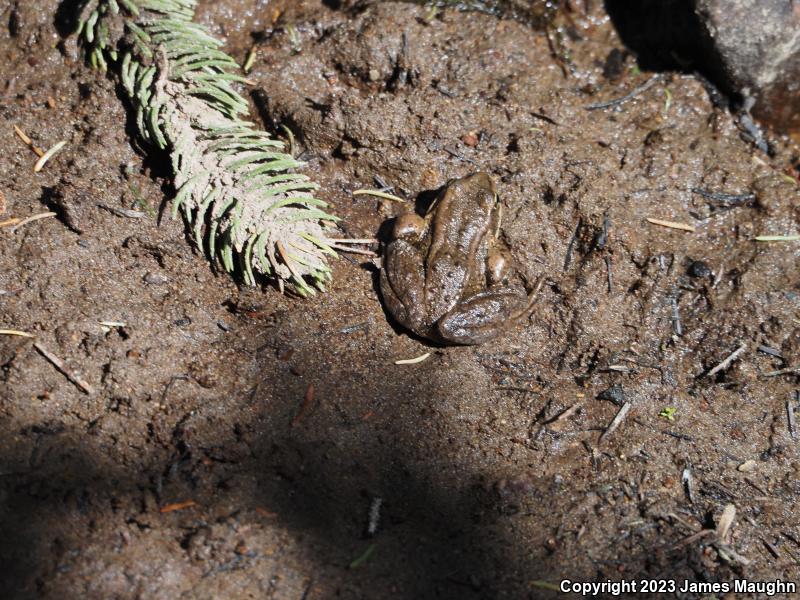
[691,0,800,137]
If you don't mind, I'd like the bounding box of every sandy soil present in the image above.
[1,1,799,598]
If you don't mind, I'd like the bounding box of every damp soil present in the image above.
[2,1,800,598]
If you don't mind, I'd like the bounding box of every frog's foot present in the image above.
[436,285,533,345]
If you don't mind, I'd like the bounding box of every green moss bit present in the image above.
[77,0,338,295]
[659,407,677,421]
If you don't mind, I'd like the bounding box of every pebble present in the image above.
[143,272,168,285]
[688,260,712,278]
[737,459,757,473]
[597,385,626,406]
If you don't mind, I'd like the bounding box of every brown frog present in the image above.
[380,172,535,345]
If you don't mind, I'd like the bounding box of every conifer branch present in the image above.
[78,0,338,295]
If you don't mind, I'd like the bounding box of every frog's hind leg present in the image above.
[435,287,523,345]
[379,241,430,336]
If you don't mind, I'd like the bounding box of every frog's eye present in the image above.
[393,213,425,239]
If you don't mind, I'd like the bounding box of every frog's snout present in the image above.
[392,213,426,240]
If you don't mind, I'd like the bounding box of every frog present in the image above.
[379,172,536,345]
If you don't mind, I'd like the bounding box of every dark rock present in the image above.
[606,0,800,138]
[597,385,625,405]
[691,0,800,138]
[688,260,712,278]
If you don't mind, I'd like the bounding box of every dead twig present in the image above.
[0,217,21,228]
[563,219,581,271]
[291,383,315,427]
[9,212,57,233]
[352,189,406,203]
[585,74,662,111]
[33,140,68,173]
[646,217,695,233]
[13,125,45,157]
[33,341,94,395]
[763,365,800,377]
[599,401,632,443]
[705,343,746,378]
[327,244,377,256]
[98,203,145,219]
[0,329,34,338]
[691,188,755,204]
[395,352,431,365]
[159,500,197,513]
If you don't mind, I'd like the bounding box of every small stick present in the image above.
[646,217,695,232]
[673,528,714,549]
[33,341,94,395]
[0,329,34,338]
[98,203,145,219]
[352,189,406,203]
[762,538,780,559]
[33,140,68,173]
[326,238,377,245]
[327,244,377,256]
[13,125,45,157]
[788,401,797,440]
[671,296,682,336]
[585,74,662,111]
[373,174,394,192]
[754,234,800,242]
[536,402,582,438]
[691,188,755,204]
[9,211,57,232]
[712,263,725,288]
[563,218,581,271]
[366,497,382,537]
[604,255,613,293]
[763,365,800,377]
[159,500,197,513]
[706,343,746,378]
[395,352,431,365]
[681,467,695,503]
[0,217,22,228]
[242,45,257,73]
[757,345,783,359]
[291,383,315,427]
[599,401,632,443]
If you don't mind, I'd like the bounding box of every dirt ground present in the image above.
[1,1,800,598]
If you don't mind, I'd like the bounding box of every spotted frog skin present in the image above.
[380,172,535,345]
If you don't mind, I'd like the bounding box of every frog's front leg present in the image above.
[436,285,533,345]
[380,237,431,337]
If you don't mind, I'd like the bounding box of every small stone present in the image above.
[368,68,380,82]
[143,272,168,285]
[461,132,479,147]
[597,385,625,406]
[737,459,757,473]
[688,260,712,278]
